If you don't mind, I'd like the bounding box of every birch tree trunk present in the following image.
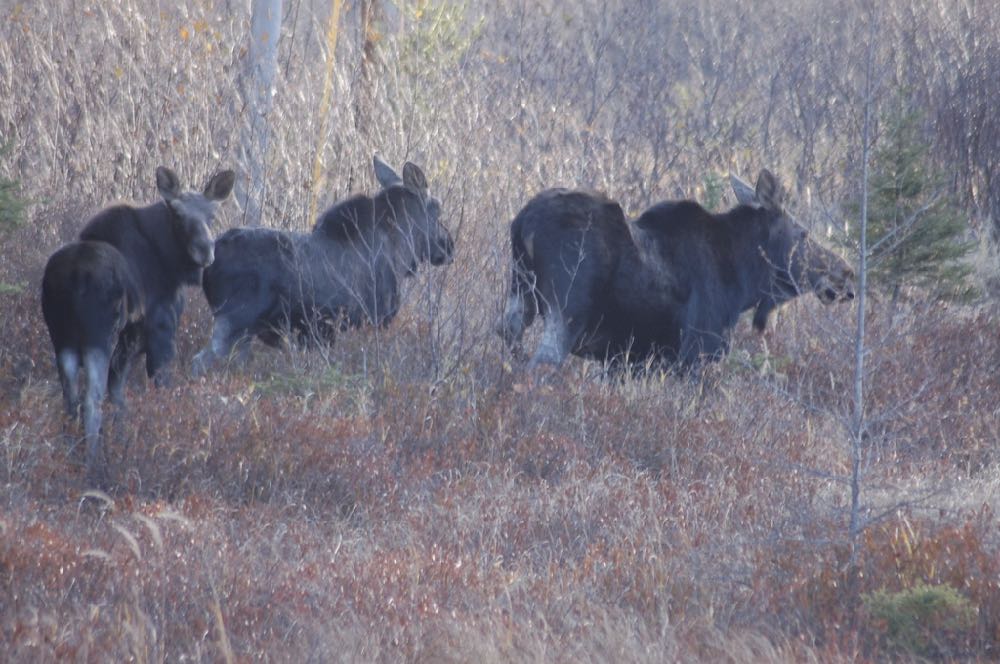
[237,0,283,225]
[849,3,878,561]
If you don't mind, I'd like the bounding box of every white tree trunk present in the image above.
[238,0,282,225]
[849,3,878,559]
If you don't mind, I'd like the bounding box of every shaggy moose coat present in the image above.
[193,156,453,372]
[498,170,855,372]
[41,166,235,482]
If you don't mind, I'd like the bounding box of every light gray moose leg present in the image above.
[81,348,109,484]
[529,309,571,368]
[192,318,226,375]
[498,291,533,348]
[57,349,81,417]
[193,318,247,375]
[498,264,538,360]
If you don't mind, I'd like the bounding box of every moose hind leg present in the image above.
[193,317,237,375]
[144,299,182,385]
[56,348,81,418]
[498,290,536,348]
[529,309,571,368]
[81,348,110,483]
[497,267,538,352]
[108,324,140,406]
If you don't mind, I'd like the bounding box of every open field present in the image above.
[1,1,999,660]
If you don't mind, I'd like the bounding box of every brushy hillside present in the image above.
[1,1,999,661]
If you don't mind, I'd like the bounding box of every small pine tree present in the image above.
[863,582,976,658]
[847,102,977,302]
[0,145,25,233]
[700,171,727,211]
[0,143,27,293]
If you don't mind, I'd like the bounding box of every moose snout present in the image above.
[190,240,215,268]
[814,269,855,304]
[430,233,455,266]
[839,270,856,301]
[823,285,854,303]
[199,243,215,267]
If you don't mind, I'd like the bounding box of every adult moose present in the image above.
[41,166,235,483]
[497,170,855,373]
[193,155,453,372]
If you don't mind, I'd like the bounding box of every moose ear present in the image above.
[373,155,402,188]
[156,166,182,201]
[204,170,236,201]
[730,173,757,206]
[754,169,784,211]
[401,162,428,195]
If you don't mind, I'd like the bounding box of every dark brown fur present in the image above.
[499,171,855,373]
[194,156,453,373]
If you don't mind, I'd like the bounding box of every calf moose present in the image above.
[193,155,453,373]
[41,166,235,482]
[497,170,855,373]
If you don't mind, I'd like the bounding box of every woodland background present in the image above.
[1,0,999,660]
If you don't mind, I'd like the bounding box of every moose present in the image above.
[192,155,453,373]
[41,166,235,482]
[497,169,855,373]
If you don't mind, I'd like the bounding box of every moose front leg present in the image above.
[144,298,182,386]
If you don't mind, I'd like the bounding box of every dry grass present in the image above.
[1,0,999,661]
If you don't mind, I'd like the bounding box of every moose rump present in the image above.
[194,156,453,372]
[42,241,142,476]
[499,170,855,372]
[497,188,637,367]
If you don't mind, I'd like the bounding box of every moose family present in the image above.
[41,154,854,484]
